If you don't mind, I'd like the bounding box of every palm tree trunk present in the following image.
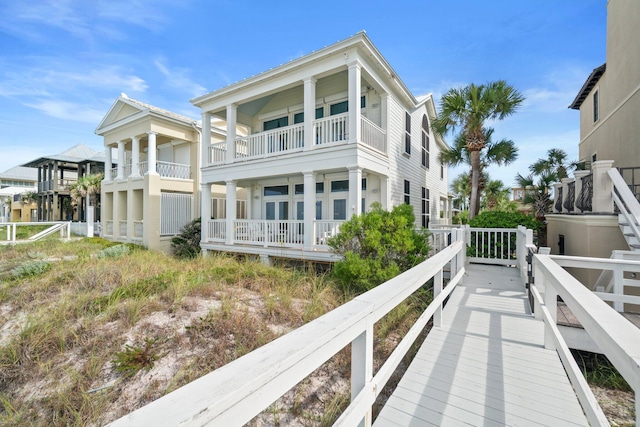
[469,150,482,219]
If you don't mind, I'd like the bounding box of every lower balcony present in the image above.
[207,114,386,165]
[205,219,344,250]
[109,161,191,181]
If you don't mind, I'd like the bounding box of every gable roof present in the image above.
[569,63,606,110]
[21,143,102,168]
[191,31,417,109]
[0,166,38,181]
[95,94,197,134]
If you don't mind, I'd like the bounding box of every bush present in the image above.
[171,218,201,258]
[12,260,51,278]
[328,203,430,293]
[469,210,539,231]
[96,244,130,259]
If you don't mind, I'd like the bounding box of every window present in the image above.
[316,201,322,219]
[422,187,430,228]
[593,89,599,122]
[294,184,304,195]
[315,107,324,119]
[405,112,411,154]
[330,101,348,116]
[404,180,410,205]
[331,180,349,192]
[293,112,304,124]
[361,95,366,109]
[264,185,289,196]
[316,182,324,193]
[263,116,289,131]
[333,199,347,220]
[440,160,444,180]
[361,178,367,191]
[421,115,429,168]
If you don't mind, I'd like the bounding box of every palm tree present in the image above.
[71,173,103,209]
[451,172,471,211]
[20,191,37,205]
[441,127,518,204]
[482,179,510,211]
[529,148,578,181]
[433,81,524,219]
[516,172,555,246]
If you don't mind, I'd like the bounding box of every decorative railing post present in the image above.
[592,160,615,213]
[553,183,562,213]
[574,170,590,212]
[561,178,572,213]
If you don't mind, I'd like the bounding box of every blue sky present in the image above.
[0,0,607,189]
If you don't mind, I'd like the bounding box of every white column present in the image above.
[303,171,315,250]
[303,77,317,151]
[201,112,211,166]
[201,183,212,243]
[380,176,390,210]
[380,93,389,153]
[225,180,237,245]
[226,105,237,164]
[104,146,112,181]
[592,160,615,213]
[147,132,158,175]
[116,140,125,180]
[348,165,362,218]
[131,136,140,177]
[348,60,362,143]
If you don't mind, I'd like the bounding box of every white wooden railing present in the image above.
[235,124,304,161]
[609,168,640,245]
[0,221,71,243]
[157,161,191,179]
[207,219,226,242]
[532,253,640,426]
[429,227,455,254]
[360,116,386,153]
[108,232,466,427]
[466,227,519,265]
[314,220,343,246]
[315,113,348,145]
[233,220,304,246]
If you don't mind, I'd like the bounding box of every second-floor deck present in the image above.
[206,114,386,166]
[108,160,192,181]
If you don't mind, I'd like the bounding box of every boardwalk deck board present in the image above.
[374,263,590,426]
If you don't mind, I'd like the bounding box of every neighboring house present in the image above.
[95,94,245,252]
[0,166,37,189]
[192,32,450,262]
[0,166,38,222]
[22,144,106,222]
[548,0,639,286]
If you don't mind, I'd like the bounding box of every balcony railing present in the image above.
[205,219,344,248]
[109,161,191,181]
[133,220,143,239]
[206,113,387,165]
[118,220,127,236]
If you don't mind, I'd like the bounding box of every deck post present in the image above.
[351,323,373,427]
[612,251,624,312]
[542,264,557,351]
[434,268,443,327]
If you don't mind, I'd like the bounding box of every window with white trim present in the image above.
[422,187,430,228]
[404,180,410,205]
[404,112,411,154]
[421,115,429,168]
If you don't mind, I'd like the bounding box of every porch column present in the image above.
[303,77,317,151]
[131,136,140,177]
[104,146,112,181]
[380,176,390,210]
[202,112,211,166]
[592,160,615,213]
[303,171,315,250]
[574,170,590,213]
[53,162,58,193]
[225,180,237,245]
[116,140,125,180]
[348,60,362,144]
[380,93,389,153]
[147,132,158,175]
[226,105,237,164]
[201,183,212,243]
[348,165,362,218]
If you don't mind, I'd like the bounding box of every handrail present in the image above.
[108,237,466,426]
[533,254,640,426]
[0,221,71,243]
[609,168,640,245]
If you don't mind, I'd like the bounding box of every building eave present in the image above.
[569,63,606,110]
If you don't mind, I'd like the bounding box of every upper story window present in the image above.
[421,115,429,168]
[264,185,289,196]
[404,180,410,204]
[422,187,430,228]
[330,101,348,116]
[440,160,444,180]
[405,112,411,155]
[593,89,599,122]
[331,180,349,192]
[263,116,289,131]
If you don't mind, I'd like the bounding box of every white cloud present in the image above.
[154,59,207,98]
[521,65,592,113]
[24,99,105,123]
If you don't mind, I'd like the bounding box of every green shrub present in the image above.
[96,244,130,259]
[328,203,430,293]
[112,337,166,378]
[171,218,201,259]
[467,211,539,259]
[12,260,51,278]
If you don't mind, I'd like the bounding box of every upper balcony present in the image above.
[108,161,192,181]
[206,113,385,165]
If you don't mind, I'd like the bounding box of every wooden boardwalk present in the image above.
[375,263,589,426]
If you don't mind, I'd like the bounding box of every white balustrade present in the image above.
[234,124,304,161]
[234,220,304,246]
[209,142,227,165]
[360,116,386,153]
[118,220,127,236]
[467,227,518,265]
[207,219,226,242]
[314,113,349,145]
[314,220,343,246]
[105,220,113,236]
[133,220,143,239]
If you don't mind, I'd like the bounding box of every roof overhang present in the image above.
[569,63,606,110]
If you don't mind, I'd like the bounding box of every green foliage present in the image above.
[328,203,430,292]
[469,210,539,231]
[12,260,51,278]
[112,337,166,378]
[573,350,631,391]
[96,244,130,259]
[171,218,201,258]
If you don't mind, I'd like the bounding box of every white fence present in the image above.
[532,253,640,426]
[108,232,467,426]
[360,116,386,153]
[160,192,193,236]
[466,227,519,265]
[0,221,71,243]
[315,113,348,145]
[235,124,304,160]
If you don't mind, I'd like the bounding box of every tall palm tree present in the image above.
[516,172,555,246]
[529,148,578,181]
[482,179,510,211]
[433,81,524,219]
[451,172,471,211]
[70,173,103,209]
[441,127,518,203]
